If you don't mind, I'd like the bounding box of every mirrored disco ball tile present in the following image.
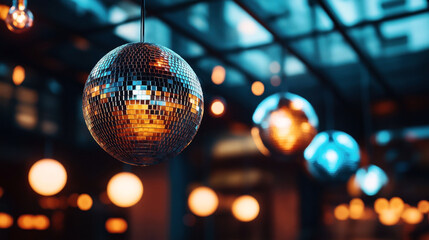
[82,43,204,166]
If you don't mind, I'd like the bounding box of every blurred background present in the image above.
[0,0,429,239]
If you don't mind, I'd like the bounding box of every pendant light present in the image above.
[82,0,204,166]
[5,0,33,33]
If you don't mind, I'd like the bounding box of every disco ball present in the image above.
[252,92,318,156]
[356,165,388,196]
[82,43,204,166]
[304,131,360,182]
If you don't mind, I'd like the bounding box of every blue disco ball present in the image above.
[356,165,388,196]
[304,131,360,182]
[252,92,318,156]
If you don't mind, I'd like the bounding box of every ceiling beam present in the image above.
[316,0,400,101]
[232,0,350,104]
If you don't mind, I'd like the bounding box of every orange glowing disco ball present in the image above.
[82,43,204,166]
[252,92,318,156]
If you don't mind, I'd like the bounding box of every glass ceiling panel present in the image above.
[327,0,428,26]
[349,13,429,59]
[242,0,334,38]
[162,0,273,50]
[290,31,358,67]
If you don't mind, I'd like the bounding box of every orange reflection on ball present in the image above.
[188,186,218,217]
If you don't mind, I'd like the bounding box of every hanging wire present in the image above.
[361,68,372,166]
[140,0,146,42]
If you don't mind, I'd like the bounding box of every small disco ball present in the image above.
[82,42,204,166]
[304,131,360,182]
[356,165,388,196]
[252,92,318,156]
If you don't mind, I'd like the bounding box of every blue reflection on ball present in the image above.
[356,165,388,196]
[304,131,360,182]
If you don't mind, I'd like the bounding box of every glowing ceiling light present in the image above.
[356,165,388,196]
[107,172,143,208]
[188,186,218,217]
[231,195,260,222]
[5,0,34,33]
[304,131,360,182]
[28,159,67,196]
[252,92,318,156]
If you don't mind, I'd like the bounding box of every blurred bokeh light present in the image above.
[232,195,260,222]
[107,172,143,208]
[188,186,218,217]
[28,159,67,196]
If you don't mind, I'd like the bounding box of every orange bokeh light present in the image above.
[188,186,218,217]
[210,99,225,117]
[374,198,389,214]
[232,195,260,222]
[347,175,361,197]
[105,218,128,234]
[32,215,50,230]
[349,198,364,220]
[77,194,93,211]
[0,5,9,20]
[211,65,226,85]
[418,200,429,213]
[402,207,423,224]
[0,213,13,229]
[107,172,143,208]
[12,65,25,86]
[390,197,404,214]
[251,81,264,96]
[28,159,67,196]
[334,204,349,221]
[379,209,401,226]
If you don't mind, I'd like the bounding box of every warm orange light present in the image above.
[77,194,93,211]
[107,172,143,208]
[334,204,349,221]
[211,66,226,85]
[0,186,3,198]
[32,215,49,230]
[251,81,264,96]
[105,218,128,234]
[232,195,260,222]
[12,65,25,86]
[17,215,33,230]
[390,197,404,214]
[28,159,67,196]
[418,200,429,213]
[68,193,79,207]
[402,207,423,224]
[349,198,364,220]
[210,99,225,117]
[347,175,361,197]
[379,209,400,226]
[0,213,13,229]
[188,186,218,217]
[251,127,270,156]
[0,5,8,20]
[374,198,389,214]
